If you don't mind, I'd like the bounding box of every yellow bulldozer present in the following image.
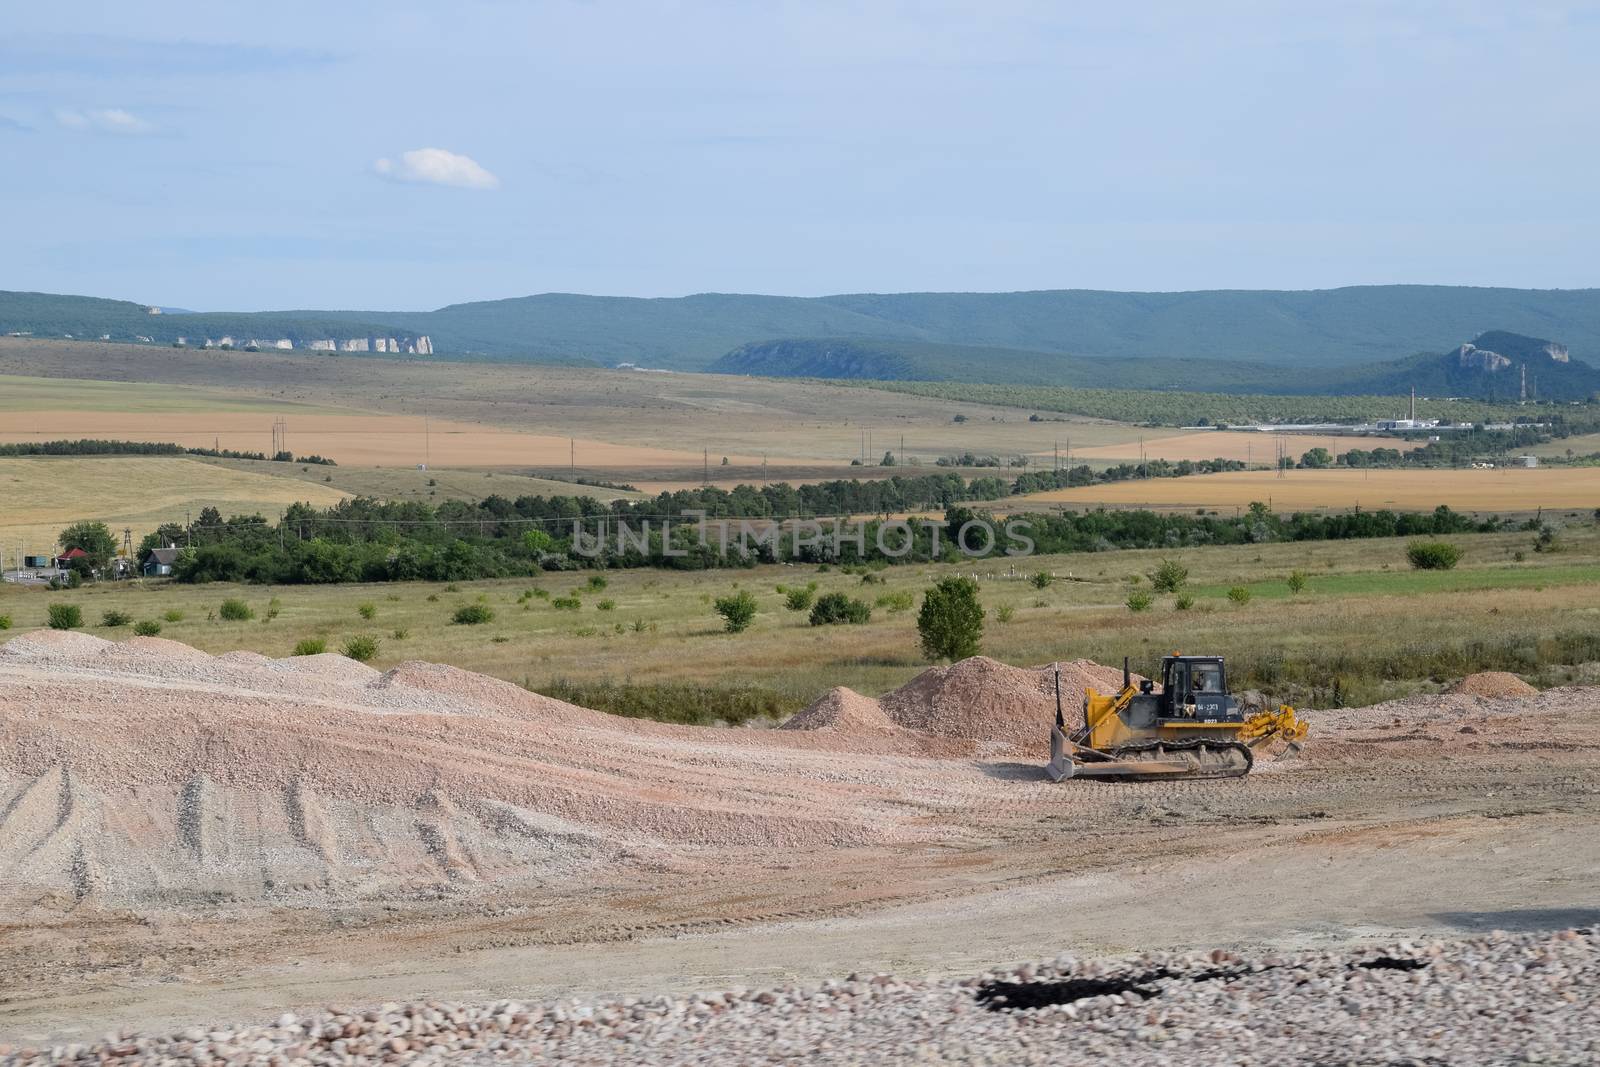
[1046,655,1307,781]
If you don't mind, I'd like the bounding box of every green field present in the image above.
[4,527,1597,714]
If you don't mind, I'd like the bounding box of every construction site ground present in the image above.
[1,633,1597,1048]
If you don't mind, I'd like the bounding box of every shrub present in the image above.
[391,628,409,640]
[534,677,802,727]
[917,576,983,659]
[47,603,82,630]
[1227,585,1252,605]
[1286,570,1308,594]
[341,634,379,662]
[875,590,915,613]
[714,590,759,633]
[101,609,133,627]
[1149,558,1189,593]
[132,619,162,637]
[426,593,440,603]
[1029,571,1053,589]
[995,604,1016,623]
[551,595,581,611]
[1125,590,1154,612]
[1407,541,1463,570]
[596,598,616,612]
[357,602,376,620]
[810,592,872,627]
[587,574,609,591]
[453,603,495,625]
[1174,593,1195,611]
[163,608,185,622]
[292,637,327,656]
[0,614,10,630]
[784,587,816,612]
[218,598,254,621]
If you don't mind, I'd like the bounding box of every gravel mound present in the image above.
[1449,671,1539,698]
[270,653,382,685]
[783,687,896,734]
[879,657,1128,757]
[7,929,1593,1065]
[0,630,111,660]
[0,637,986,910]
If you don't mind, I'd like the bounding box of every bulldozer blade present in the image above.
[1045,724,1075,782]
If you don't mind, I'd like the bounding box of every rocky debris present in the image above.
[3,930,1594,1065]
[1448,671,1539,699]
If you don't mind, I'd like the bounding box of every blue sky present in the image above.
[3,1,1599,310]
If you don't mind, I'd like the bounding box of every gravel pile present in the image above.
[4,929,1593,1065]
[1448,670,1539,699]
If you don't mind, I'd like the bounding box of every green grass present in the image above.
[0,526,1595,715]
[1188,562,1600,601]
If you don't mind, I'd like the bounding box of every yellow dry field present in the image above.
[0,456,349,553]
[0,409,751,469]
[1064,430,1423,464]
[1013,467,1600,513]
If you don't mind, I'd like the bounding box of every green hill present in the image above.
[8,286,1600,377]
[710,338,1299,391]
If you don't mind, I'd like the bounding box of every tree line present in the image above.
[0,438,336,464]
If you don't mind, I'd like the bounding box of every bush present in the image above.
[875,590,915,613]
[587,574,609,591]
[1407,541,1463,570]
[163,608,185,623]
[551,595,581,611]
[1125,590,1154,612]
[292,637,327,656]
[535,678,802,727]
[995,604,1016,623]
[132,619,162,636]
[1029,571,1053,589]
[810,592,872,627]
[391,627,409,640]
[453,603,496,625]
[101,609,133,627]
[1174,593,1195,611]
[1149,558,1189,593]
[219,598,254,621]
[357,602,376,620]
[0,614,10,630]
[714,590,759,633]
[342,634,379,662]
[917,576,983,659]
[1227,585,1252,605]
[47,603,82,630]
[784,586,816,612]
[596,598,616,611]
[1286,570,1308,594]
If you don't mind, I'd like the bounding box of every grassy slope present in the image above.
[198,458,648,505]
[4,527,1596,713]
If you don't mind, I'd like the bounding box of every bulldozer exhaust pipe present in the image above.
[1123,656,1131,691]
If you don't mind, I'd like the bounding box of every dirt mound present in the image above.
[879,656,1129,757]
[216,649,271,666]
[1448,671,1538,699]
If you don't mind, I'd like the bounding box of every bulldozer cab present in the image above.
[1157,655,1235,721]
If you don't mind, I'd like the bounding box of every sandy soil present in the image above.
[2,636,1597,1045]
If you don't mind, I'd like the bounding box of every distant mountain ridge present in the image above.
[6,286,1600,382]
[711,331,1600,401]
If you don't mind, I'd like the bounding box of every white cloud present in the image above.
[55,107,154,134]
[373,147,499,190]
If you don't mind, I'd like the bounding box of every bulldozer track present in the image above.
[1098,739,1255,780]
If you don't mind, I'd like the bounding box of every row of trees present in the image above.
[107,496,1509,585]
[0,438,336,464]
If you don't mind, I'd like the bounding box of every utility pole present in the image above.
[570,437,575,475]
[703,448,709,485]
[762,452,768,484]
